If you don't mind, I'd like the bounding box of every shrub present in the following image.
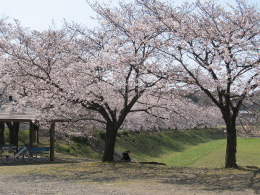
[3,129,29,144]
[99,131,106,140]
[19,130,29,143]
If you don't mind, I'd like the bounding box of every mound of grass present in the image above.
[162,139,226,167]
[115,129,260,168]
[7,127,259,169]
[115,129,227,163]
[55,137,102,160]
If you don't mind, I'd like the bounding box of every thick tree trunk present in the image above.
[6,122,19,148]
[102,123,118,162]
[0,122,5,145]
[224,118,238,168]
[6,122,14,144]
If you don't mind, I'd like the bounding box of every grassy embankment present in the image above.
[5,128,260,168]
[55,128,260,168]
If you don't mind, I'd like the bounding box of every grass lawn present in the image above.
[115,129,260,168]
[0,158,259,195]
[17,128,259,169]
[158,139,226,167]
[1,129,260,194]
[237,138,260,167]
[148,138,260,168]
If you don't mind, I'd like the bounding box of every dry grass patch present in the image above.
[0,156,260,194]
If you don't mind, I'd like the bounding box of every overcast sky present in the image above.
[0,0,259,31]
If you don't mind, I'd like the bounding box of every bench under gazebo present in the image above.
[0,99,66,161]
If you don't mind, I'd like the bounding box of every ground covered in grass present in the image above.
[115,129,227,166]
[0,156,260,194]
[54,128,260,168]
[1,128,260,194]
[115,129,260,168]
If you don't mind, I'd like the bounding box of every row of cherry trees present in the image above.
[0,0,259,167]
[0,13,218,161]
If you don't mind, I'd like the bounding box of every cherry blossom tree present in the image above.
[140,0,260,168]
[122,93,223,131]
[0,2,224,162]
[0,19,17,145]
[0,2,169,161]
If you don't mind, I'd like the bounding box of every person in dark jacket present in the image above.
[121,150,131,162]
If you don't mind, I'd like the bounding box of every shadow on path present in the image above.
[1,155,259,194]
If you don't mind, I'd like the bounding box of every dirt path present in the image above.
[0,157,259,194]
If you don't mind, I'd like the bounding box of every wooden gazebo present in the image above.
[0,101,66,161]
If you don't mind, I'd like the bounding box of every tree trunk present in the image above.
[224,118,238,168]
[6,122,14,144]
[0,122,5,145]
[102,123,118,162]
[13,122,20,148]
[6,122,19,148]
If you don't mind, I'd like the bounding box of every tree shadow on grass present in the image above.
[161,166,260,194]
[8,161,260,194]
[0,153,98,167]
[65,163,260,194]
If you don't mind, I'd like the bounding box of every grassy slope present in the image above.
[44,128,260,168]
[55,137,103,160]
[115,129,225,167]
[236,138,260,167]
[115,129,260,168]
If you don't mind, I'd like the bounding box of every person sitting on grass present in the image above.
[121,150,131,162]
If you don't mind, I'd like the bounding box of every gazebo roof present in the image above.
[0,101,67,122]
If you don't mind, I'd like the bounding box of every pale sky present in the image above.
[0,0,259,31]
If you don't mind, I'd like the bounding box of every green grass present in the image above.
[237,138,260,167]
[115,129,260,168]
[4,127,259,168]
[55,137,102,160]
[155,139,226,167]
[115,129,225,163]
[158,137,260,168]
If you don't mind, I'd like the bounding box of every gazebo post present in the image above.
[29,121,34,147]
[50,121,55,161]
